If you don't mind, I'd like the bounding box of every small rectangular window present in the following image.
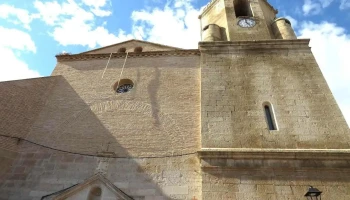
[264,105,277,130]
[234,0,253,17]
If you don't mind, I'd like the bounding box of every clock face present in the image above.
[116,84,133,93]
[238,18,256,28]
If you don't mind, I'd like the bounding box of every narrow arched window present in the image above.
[88,187,102,200]
[263,103,278,130]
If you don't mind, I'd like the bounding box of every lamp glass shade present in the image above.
[304,187,322,197]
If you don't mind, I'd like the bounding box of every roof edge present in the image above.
[56,49,200,62]
[79,39,183,54]
[53,173,134,200]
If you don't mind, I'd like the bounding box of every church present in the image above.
[1,0,350,199]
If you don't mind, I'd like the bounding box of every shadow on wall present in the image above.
[0,76,60,177]
[148,67,161,126]
[0,76,197,200]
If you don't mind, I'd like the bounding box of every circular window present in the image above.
[113,79,134,93]
[116,84,133,93]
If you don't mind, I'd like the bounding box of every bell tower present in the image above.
[199,0,297,41]
[199,0,350,199]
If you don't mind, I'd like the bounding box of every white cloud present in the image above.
[33,0,128,48]
[34,0,95,25]
[81,0,108,8]
[32,0,203,49]
[302,0,350,14]
[90,7,112,17]
[0,47,40,82]
[131,0,202,49]
[33,0,66,25]
[0,27,40,82]
[340,0,350,9]
[81,0,112,17]
[298,22,350,126]
[0,27,36,52]
[319,0,334,7]
[53,21,133,48]
[0,4,34,29]
[303,0,322,15]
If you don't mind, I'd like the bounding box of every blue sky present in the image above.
[0,0,349,126]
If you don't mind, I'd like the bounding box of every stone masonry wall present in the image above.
[0,77,59,152]
[0,77,59,178]
[200,0,275,41]
[0,53,202,199]
[201,161,350,200]
[200,40,350,149]
[46,55,200,157]
[0,143,201,200]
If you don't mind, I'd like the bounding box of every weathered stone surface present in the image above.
[0,1,349,200]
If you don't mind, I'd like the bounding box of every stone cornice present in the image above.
[199,148,350,160]
[199,0,220,17]
[199,39,311,53]
[56,50,200,61]
[80,39,183,54]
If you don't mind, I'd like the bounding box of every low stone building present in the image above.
[0,0,349,199]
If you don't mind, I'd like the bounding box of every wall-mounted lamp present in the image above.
[304,186,322,200]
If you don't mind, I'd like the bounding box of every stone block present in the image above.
[163,186,189,195]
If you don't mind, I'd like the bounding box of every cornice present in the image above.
[198,148,350,160]
[199,0,220,17]
[199,39,311,53]
[260,0,278,14]
[56,50,200,61]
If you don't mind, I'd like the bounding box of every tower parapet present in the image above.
[272,17,297,39]
[202,24,222,41]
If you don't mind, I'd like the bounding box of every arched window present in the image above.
[134,46,143,53]
[263,102,278,130]
[88,187,102,200]
[234,0,253,17]
[118,47,126,53]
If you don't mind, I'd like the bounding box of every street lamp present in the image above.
[304,186,322,200]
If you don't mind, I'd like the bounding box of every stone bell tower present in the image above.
[199,0,297,41]
[198,0,350,199]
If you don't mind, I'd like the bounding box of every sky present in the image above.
[0,0,349,126]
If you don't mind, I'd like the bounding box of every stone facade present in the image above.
[200,39,350,149]
[0,46,202,199]
[0,0,350,199]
